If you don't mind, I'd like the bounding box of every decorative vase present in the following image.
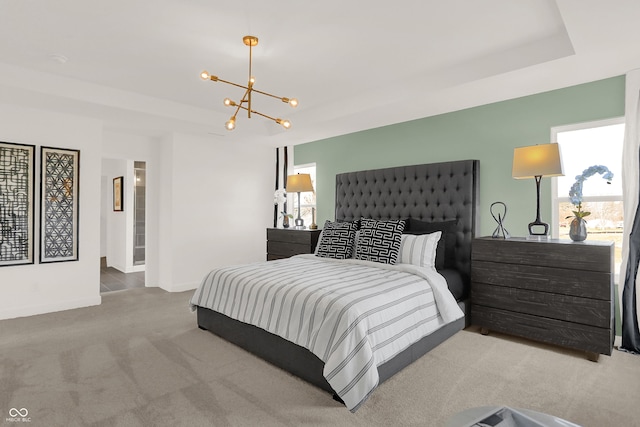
[282,215,290,228]
[569,217,587,241]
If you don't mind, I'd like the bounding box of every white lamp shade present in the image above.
[512,143,564,179]
[286,173,314,192]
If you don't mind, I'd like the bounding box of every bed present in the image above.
[190,159,479,411]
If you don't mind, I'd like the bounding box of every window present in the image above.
[292,163,317,227]
[551,118,624,272]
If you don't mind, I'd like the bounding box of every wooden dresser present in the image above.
[266,228,321,261]
[471,237,614,361]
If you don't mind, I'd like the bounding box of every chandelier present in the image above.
[200,35,298,131]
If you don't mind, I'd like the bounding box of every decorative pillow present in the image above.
[398,231,442,269]
[313,230,323,255]
[336,218,361,230]
[355,218,406,264]
[404,218,458,269]
[315,220,358,259]
[351,230,360,259]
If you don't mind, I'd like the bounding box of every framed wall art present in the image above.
[0,141,35,267]
[40,146,80,263]
[113,176,123,212]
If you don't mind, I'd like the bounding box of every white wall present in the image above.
[156,133,173,290]
[100,174,109,257]
[157,133,274,292]
[0,104,102,320]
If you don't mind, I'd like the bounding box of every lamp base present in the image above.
[527,234,550,241]
[528,220,549,236]
[295,217,305,229]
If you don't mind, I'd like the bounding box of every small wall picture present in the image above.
[113,176,123,212]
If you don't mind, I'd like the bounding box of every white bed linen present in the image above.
[190,254,463,411]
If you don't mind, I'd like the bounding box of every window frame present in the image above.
[292,162,317,225]
[550,116,624,238]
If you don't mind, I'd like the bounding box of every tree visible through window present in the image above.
[551,119,624,271]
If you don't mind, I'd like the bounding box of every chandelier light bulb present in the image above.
[289,98,298,108]
[249,76,255,84]
[200,70,210,80]
[225,118,236,131]
[223,98,234,106]
[276,119,292,129]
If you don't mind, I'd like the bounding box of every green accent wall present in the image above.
[295,76,625,237]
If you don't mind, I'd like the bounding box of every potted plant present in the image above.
[274,189,292,228]
[281,211,293,228]
[567,165,613,241]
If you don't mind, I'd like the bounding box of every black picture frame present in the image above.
[40,146,80,263]
[0,141,35,267]
[113,176,123,212]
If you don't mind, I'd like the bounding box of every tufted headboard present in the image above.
[334,160,479,284]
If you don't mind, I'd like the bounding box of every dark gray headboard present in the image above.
[334,160,479,283]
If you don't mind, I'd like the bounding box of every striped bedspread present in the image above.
[189,254,464,411]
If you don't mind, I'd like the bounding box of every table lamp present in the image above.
[512,143,564,236]
[286,173,314,229]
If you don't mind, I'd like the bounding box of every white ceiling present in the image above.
[0,0,639,146]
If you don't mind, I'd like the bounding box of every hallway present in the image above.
[100,262,145,293]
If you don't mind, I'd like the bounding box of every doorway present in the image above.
[100,158,147,292]
[133,161,146,266]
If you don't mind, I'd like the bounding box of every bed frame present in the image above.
[197,159,479,399]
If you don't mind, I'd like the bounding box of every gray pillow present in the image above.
[405,218,458,269]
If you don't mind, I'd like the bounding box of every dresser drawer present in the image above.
[472,238,613,272]
[472,260,611,300]
[267,241,313,258]
[266,228,321,261]
[472,282,611,328]
[267,228,318,245]
[471,305,613,356]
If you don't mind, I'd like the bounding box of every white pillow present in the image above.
[398,231,442,269]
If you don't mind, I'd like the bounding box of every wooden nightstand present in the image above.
[266,228,321,261]
[471,237,614,361]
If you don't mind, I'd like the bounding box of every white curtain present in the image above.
[618,69,640,353]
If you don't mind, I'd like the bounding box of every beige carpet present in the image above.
[1,288,639,427]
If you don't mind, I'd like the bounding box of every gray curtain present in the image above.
[620,70,640,354]
[622,161,640,353]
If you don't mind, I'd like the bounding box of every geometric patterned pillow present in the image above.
[397,231,442,269]
[315,220,358,259]
[354,218,406,264]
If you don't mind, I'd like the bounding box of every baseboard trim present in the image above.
[0,295,102,320]
[110,264,145,274]
[160,281,199,293]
